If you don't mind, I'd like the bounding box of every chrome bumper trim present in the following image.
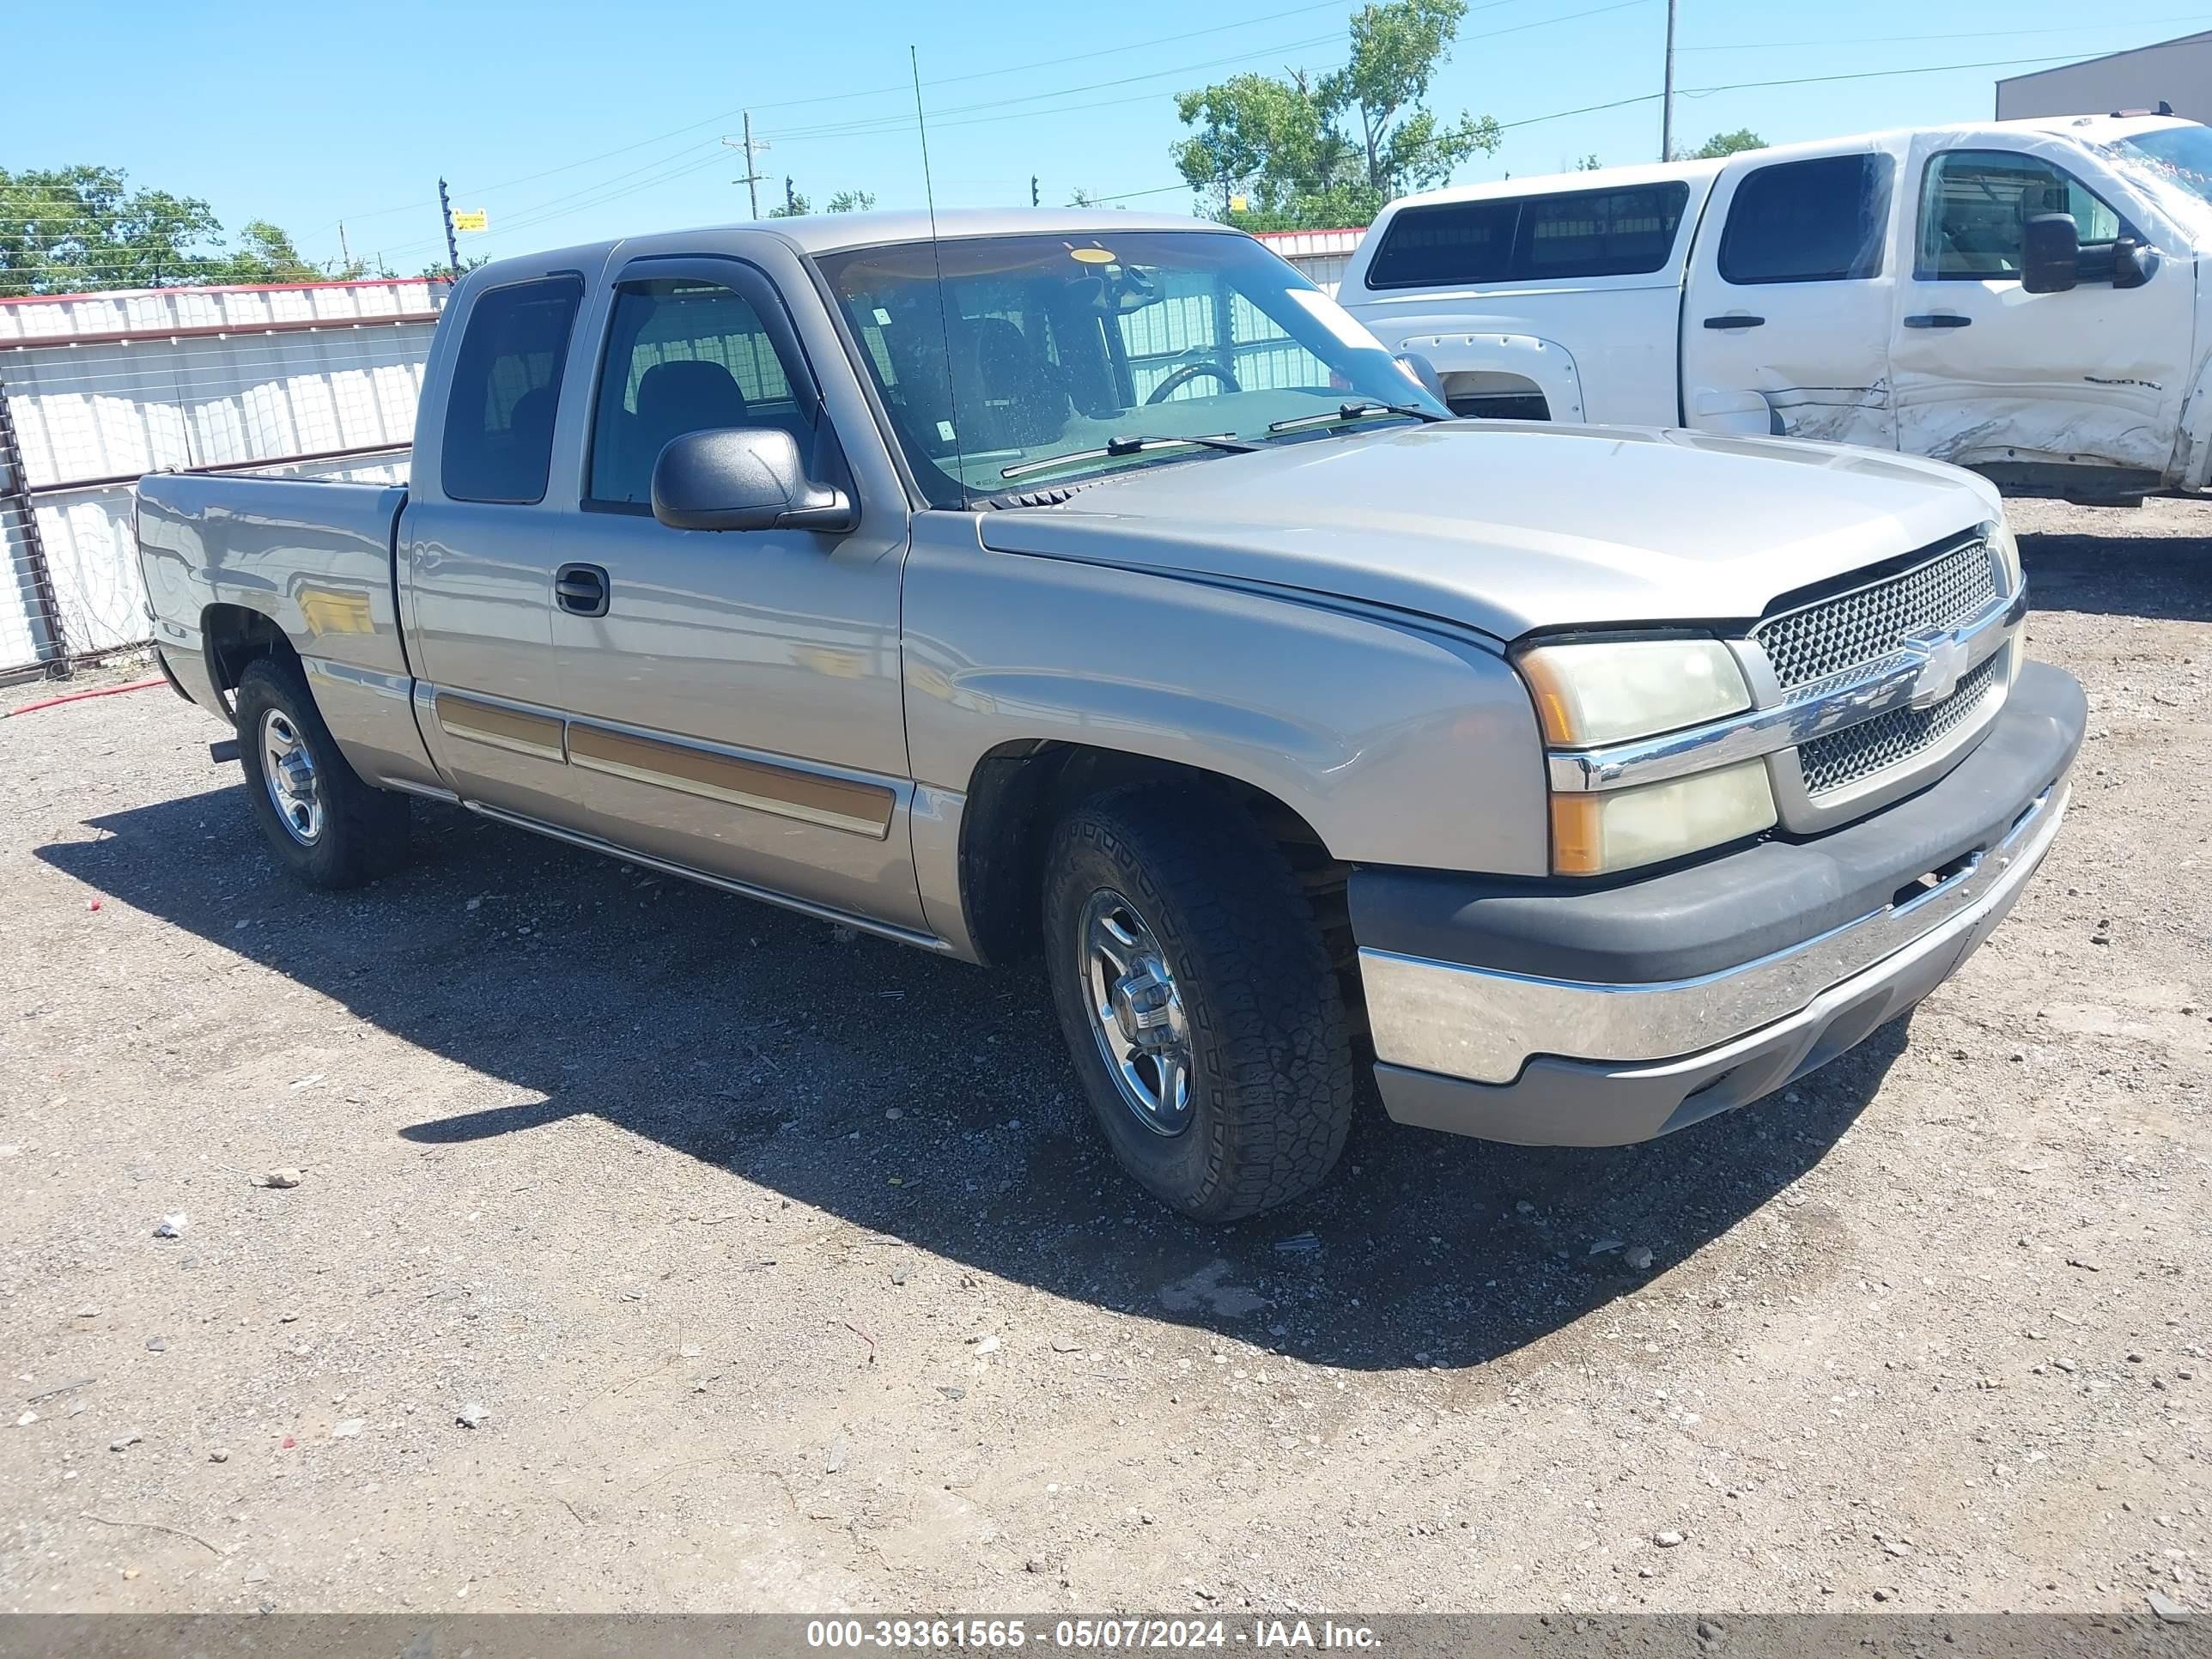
[1360,781,2068,1085]
[1547,584,2027,793]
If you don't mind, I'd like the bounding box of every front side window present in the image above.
[1918,150,2122,279]
[814,231,1446,506]
[1364,184,1690,289]
[587,278,812,506]
[1719,155,1893,285]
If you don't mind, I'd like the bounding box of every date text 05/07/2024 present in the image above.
[802,1619,1381,1650]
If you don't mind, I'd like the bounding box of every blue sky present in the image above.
[7,0,2210,273]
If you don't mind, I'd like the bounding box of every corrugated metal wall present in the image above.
[0,277,447,677]
[1255,228,1364,295]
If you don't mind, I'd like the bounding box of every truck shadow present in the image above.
[40,785,1904,1374]
[2018,522,2212,623]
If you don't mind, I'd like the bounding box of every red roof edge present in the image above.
[0,275,453,308]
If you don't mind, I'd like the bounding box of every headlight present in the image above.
[1516,637,1752,746]
[1549,760,1778,877]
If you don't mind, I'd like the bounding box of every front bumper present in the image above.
[1353,660,2086,1146]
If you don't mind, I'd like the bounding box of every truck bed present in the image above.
[136,471,441,793]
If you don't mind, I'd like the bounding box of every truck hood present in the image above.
[975,422,2000,641]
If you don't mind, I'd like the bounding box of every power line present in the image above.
[766,0,1651,143]
[303,0,1403,226]
[295,0,1580,237]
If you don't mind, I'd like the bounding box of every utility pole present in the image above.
[721,115,769,219]
[1660,0,1677,162]
[337,221,352,274]
[438,177,460,277]
[1030,175,1040,208]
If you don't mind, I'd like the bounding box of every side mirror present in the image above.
[650,428,855,533]
[2021,212,2080,295]
[1393,350,1449,405]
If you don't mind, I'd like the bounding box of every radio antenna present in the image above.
[911,45,968,504]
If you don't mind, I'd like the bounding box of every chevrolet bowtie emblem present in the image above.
[1902,626,1967,708]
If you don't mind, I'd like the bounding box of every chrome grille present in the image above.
[1796,653,2001,795]
[1755,539,1997,693]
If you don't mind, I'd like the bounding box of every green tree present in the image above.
[1576,153,1603,171]
[1172,0,1499,229]
[1680,128,1765,161]
[211,220,322,285]
[0,165,222,296]
[824,189,877,214]
[767,177,811,218]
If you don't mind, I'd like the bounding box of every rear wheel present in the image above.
[1042,784,1355,1222]
[232,655,410,889]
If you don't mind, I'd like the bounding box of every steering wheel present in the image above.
[1146,361,1241,404]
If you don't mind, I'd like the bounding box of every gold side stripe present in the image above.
[435,694,566,762]
[566,722,895,840]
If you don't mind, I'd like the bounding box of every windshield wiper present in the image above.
[1266,399,1451,435]
[999,432,1258,481]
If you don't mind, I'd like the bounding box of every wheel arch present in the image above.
[199,602,301,720]
[950,741,1348,975]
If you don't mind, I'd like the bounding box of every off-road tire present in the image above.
[233,655,410,890]
[1043,783,1356,1222]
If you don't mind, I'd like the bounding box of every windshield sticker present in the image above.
[1284,287,1387,354]
[936,420,957,442]
[873,307,894,326]
[1069,247,1116,264]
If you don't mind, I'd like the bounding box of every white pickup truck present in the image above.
[1340,113,2212,503]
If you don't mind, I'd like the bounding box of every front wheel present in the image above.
[232,655,410,890]
[1042,785,1355,1222]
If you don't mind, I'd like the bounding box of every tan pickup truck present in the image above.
[137,210,2084,1219]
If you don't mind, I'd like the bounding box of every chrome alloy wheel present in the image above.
[1079,888,1193,1136]
[259,708,325,847]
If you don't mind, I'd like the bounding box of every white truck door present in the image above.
[1680,146,1900,447]
[1891,134,2193,495]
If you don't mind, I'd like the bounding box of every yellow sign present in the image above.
[452,210,489,233]
[1229,194,1249,213]
[1069,247,1115,264]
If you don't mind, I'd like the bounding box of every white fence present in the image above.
[0,277,447,676]
[0,239,1364,678]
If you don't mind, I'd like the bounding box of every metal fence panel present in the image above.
[0,277,447,675]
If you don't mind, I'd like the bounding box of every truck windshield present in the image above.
[2101,125,2212,234]
[812,230,1447,505]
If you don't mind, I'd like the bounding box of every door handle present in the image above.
[1702,314,1765,330]
[554,562,610,617]
[1903,314,1972,329]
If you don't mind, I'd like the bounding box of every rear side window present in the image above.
[1519,185,1689,278]
[1364,198,1519,288]
[1718,155,1894,284]
[441,277,583,504]
[1363,184,1689,289]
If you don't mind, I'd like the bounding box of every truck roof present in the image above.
[1381,113,2203,211]
[466,207,1231,289]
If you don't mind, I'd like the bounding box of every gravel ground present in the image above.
[0,499,2206,1617]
